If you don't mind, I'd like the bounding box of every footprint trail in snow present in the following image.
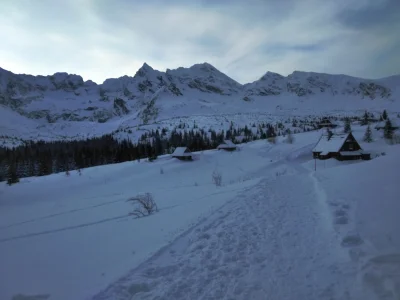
[93,170,357,300]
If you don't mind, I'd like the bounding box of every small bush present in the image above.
[160,167,164,174]
[268,137,277,144]
[149,155,158,162]
[212,170,222,187]
[127,193,158,218]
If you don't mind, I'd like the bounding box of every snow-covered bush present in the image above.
[128,193,158,218]
[212,170,222,187]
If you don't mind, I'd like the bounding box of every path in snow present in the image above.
[93,165,357,300]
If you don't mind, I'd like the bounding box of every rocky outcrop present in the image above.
[113,98,129,116]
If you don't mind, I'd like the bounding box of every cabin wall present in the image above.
[337,154,361,161]
[173,156,192,161]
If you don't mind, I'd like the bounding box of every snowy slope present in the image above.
[1,64,399,144]
[1,126,399,300]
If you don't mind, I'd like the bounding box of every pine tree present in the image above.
[361,111,369,126]
[382,109,388,120]
[344,118,351,133]
[7,162,19,185]
[363,124,373,143]
[384,119,394,140]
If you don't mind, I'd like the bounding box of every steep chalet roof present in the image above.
[217,140,236,149]
[313,132,358,153]
[172,147,191,157]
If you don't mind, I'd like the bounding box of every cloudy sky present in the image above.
[1,0,399,84]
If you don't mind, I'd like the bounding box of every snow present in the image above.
[1,126,399,300]
[313,145,400,299]
[313,132,352,153]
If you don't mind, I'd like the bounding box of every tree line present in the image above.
[1,123,282,185]
[3,110,394,185]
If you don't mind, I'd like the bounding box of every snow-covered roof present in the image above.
[313,133,351,153]
[217,140,236,149]
[172,147,191,156]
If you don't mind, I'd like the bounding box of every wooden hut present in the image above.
[171,147,193,161]
[312,132,370,161]
[317,117,338,129]
[217,140,237,151]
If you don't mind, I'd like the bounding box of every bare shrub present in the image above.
[212,170,222,187]
[160,167,164,174]
[268,136,277,144]
[285,132,295,144]
[127,193,158,218]
[275,169,287,177]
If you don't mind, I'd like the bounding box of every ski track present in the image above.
[0,185,252,244]
[92,164,356,300]
[0,197,127,231]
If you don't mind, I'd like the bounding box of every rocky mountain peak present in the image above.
[259,71,284,81]
[134,62,155,78]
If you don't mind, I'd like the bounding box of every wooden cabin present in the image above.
[317,118,338,129]
[312,132,370,161]
[217,140,237,151]
[171,147,193,161]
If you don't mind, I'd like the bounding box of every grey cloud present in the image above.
[336,0,400,30]
[0,0,399,84]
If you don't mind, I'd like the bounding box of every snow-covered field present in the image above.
[0,126,399,300]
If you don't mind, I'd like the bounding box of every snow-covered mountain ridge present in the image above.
[1,63,399,145]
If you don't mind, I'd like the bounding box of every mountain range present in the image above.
[1,63,399,146]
